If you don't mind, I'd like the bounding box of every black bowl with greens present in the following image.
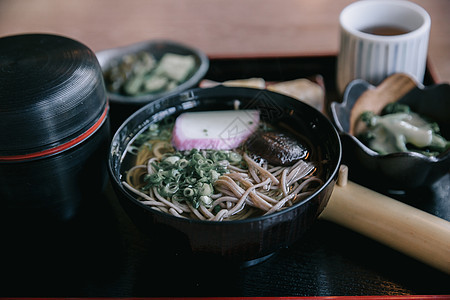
[331,79,450,190]
[96,39,209,130]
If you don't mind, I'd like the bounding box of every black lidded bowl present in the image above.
[0,34,110,223]
[108,86,341,263]
[331,79,450,190]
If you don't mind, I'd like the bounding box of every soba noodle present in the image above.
[123,119,323,221]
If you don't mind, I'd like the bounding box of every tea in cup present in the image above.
[336,0,431,93]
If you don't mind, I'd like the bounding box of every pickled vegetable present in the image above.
[104,51,196,96]
[358,103,450,156]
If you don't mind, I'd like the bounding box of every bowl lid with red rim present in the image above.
[0,34,108,160]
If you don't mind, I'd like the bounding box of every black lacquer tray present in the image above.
[1,56,448,297]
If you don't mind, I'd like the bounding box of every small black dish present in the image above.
[0,34,110,224]
[331,78,450,190]
[96,39,209,130]
[108,86,341,263]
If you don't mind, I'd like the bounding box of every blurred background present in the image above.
[0,0,448,82]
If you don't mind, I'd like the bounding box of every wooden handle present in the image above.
[320,166,450,274]
[349,73,417,135]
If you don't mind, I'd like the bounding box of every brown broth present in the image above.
[360,25,410,36]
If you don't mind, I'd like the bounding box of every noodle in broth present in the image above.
[122,116,323,221]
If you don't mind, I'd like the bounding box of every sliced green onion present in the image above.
[163,156,180,165]
[199,195,212,207]
[183,187,195,198]
[140,145,245,208]
[197,182,213,196]
[228,152,242,163]
[176,158,189,169]
[159,182,179,197]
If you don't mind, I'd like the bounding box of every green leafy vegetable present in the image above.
[357,103,450,156]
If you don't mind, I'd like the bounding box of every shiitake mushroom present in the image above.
[245,130,308,166]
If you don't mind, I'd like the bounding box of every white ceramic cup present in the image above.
[336,0,431,94]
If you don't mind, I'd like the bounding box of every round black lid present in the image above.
[0,34,107,158]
